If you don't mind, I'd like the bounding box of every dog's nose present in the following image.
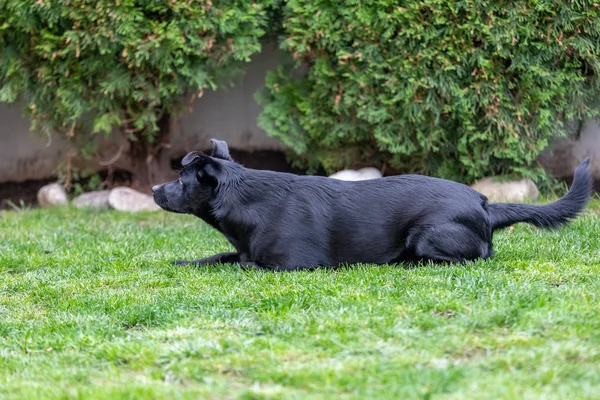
[152,185,160,193]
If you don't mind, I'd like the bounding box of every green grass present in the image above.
[1,205,600,399]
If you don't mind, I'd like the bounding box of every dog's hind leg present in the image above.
[172,252,239,266]
[410,223,492,264]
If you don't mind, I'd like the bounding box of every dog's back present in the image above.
[239,171,489,267]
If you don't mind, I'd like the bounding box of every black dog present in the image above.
[152,139,593,271]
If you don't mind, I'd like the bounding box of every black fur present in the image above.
[152,139,593,271]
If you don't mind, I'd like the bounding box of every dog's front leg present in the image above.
[172,252,239,266]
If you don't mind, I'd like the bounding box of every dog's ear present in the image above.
[181,151,222,183]
[181,151,212,167]
[210,139,233,161]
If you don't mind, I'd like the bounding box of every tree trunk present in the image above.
[127,114,178,193]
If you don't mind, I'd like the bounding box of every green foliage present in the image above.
[257,0,600,182]
[65,168,103,195]
[0,0,274,140]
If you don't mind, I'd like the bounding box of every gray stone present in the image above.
[108,187,160,212]
[72,190,111,209]
[37,183,68,207]
[471,177,539,203]
[329,167,383,181]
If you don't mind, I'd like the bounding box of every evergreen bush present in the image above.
[257,0,600,182]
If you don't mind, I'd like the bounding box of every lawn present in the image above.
[1,204,600,399]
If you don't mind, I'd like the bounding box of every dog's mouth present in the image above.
[152,191,168,210]
[152,186,184,214]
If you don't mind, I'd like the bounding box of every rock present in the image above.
[329,167,382,181]
[72,190,111,209]
[37,183,68,207]
[471,177,539,203]
[108,187,161,212]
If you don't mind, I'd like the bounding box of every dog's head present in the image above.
[152,139,235,215]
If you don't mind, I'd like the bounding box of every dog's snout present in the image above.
[152,185,160,193]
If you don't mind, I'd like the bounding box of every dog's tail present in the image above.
[488,158,593,232]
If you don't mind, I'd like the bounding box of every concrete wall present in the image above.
[0,104,67,183]
[173,40,286,154]
[538,119,600,182]
[0,40,286,183]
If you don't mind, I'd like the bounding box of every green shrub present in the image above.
[0,0,274,186]
[257,0,600,183]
